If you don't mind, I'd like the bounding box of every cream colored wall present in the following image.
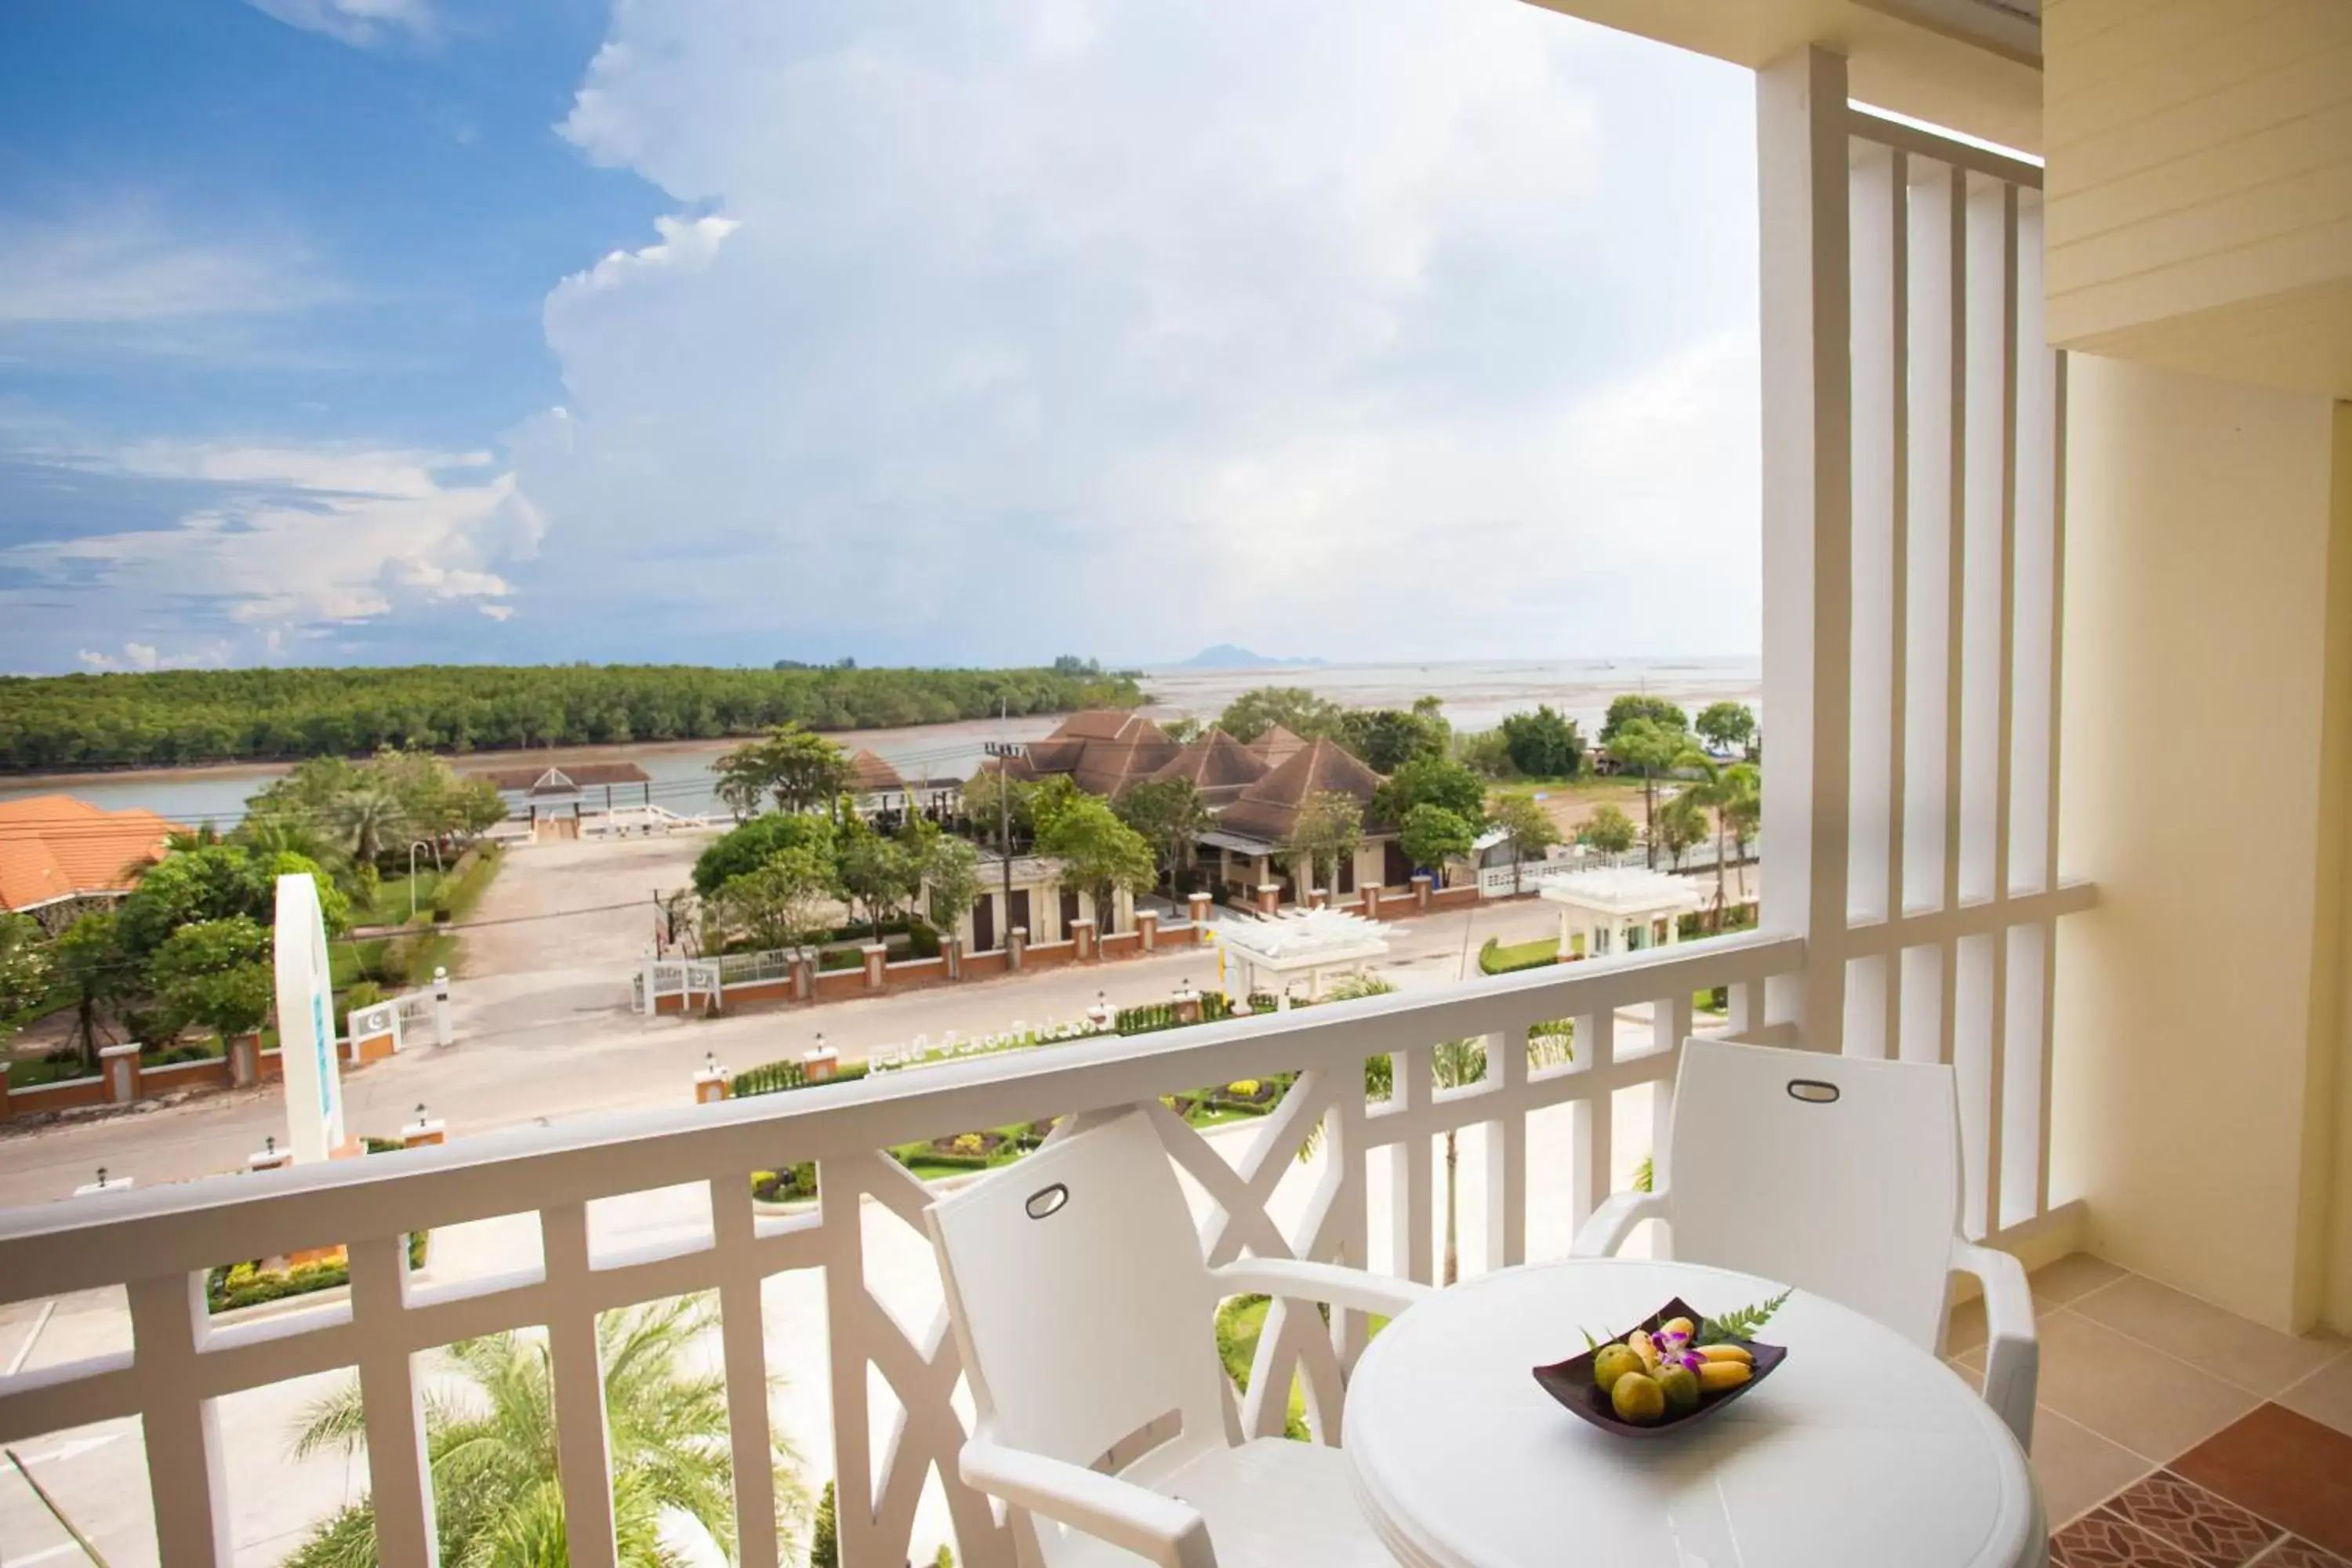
[2052,352,2345,1332]
[2329,404,2352,1331]
[2042,0,2352,399]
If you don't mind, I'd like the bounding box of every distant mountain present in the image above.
[1171,644,1326,670]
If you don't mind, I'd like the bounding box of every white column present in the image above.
[1757,43,1854,1052]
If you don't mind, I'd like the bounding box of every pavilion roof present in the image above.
[1216,738,1385,844]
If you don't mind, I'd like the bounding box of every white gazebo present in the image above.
[1218,907,1391,1009]
[1536,866,1707,960]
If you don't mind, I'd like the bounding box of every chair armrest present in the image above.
[960,1437,1217,1568]
[1952,1240,2038,1453]
[1209,1257,1435,1319]
[1570,1189,1669,1258]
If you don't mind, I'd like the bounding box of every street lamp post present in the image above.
[406,841,435,922]
[984,721,1029,942]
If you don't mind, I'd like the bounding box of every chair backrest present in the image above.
[1665,1039,1962,1350]
[927,1111,1232,1465]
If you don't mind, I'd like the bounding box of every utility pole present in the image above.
[984,698,1029,928]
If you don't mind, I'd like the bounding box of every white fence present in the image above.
[0,922,2093,1568]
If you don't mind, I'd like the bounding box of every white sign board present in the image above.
[273,871,345,1163]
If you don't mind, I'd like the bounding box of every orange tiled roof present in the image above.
[0,794,183,913]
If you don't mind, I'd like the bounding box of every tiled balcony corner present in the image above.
[1945,1254,2352,1566]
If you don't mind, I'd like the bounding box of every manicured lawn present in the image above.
[1216,1295,1394,1442]
[1480,935,1560,975]
[359,869,444,927]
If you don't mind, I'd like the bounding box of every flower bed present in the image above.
[206,1230,428,1315]
[751,1163,817,1203]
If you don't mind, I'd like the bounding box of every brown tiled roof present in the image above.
[996,710,1179,798]
[1216,739,1385,844]
[467,762,652,793]
[848,749,905,791]
[1147,728,1270,805]
[1247,724,1308,768]
[0,794,183,912]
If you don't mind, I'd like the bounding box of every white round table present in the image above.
[1345,1258,2045,1568]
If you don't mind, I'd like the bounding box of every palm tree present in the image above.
[327,786,409,870]
[1609,720,1708,869]
[282,1294,802,1567]
[1308,975,1571,1287]
[1686,760,1760,927]
[1432,1030,1572,1285]
[234,814,360,895]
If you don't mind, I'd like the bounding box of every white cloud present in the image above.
[245,0,434,48]
[77,641,224,673]
[2,440,534,659]
[0,208,334,325]
[508,0,1761,662]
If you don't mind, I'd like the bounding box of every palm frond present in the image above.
[289,1374,372,1461]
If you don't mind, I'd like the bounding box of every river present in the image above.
[0,655,1760,828]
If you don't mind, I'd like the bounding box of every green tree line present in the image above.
[0,663,1145,772]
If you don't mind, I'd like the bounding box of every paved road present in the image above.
[0,881,1566,1209]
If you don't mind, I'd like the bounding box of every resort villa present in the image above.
[0,795,183,931]
[10,7,2352,1568]
[985,712,1412,904]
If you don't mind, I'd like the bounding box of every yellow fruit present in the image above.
[1627,1330,1659,1370]
[1660,1317,1696,1339]
[1695,1344,1753,1365]
[1592,1344,1644,1394]
[1611,1372,1667,1425]
[1656,1365,1701,1414]
[1697,1360,1752,1392]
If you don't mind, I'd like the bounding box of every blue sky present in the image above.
[0,0,1760,673]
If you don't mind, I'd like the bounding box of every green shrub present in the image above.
[750,1163,817,1203]
[337,979,387,1034]
[818,948,863,972]
[205,1229,428,1313]
[432,844,503,924]
[728,1058,871,1100]
[905,920,942,960]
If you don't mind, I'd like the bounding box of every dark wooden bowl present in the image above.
[1531,1294,1788,1439]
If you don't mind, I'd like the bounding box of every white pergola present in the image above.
[1218,908,1390,1008]
[1536,866,1707,960]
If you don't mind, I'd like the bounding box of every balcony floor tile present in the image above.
[2070,1276,2348,1399]
[2171,1405,2352,1559]
[2034,1406,2158,1530]
[2278,1352,2352,1440]
[2031,1310,2265,1463]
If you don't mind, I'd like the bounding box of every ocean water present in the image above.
[0,655,1760,828]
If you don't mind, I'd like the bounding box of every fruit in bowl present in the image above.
[1534,1291,1791,1436]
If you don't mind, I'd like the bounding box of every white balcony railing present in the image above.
[0,933,1841,1568]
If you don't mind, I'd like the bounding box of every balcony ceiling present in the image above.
[1518,0,2045,154]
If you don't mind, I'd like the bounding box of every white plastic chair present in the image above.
[927,1109,1432,1567]
[1573,1038,2039,1450]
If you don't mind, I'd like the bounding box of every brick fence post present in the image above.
[1412,873,1434,911]
[1007,927,1028,971]
[100,1042,142,1105]
[862,943,889,993]
[1137,909,1159,953]
[1256,884,1281,916]
[227,1030,263,1088]
[1188,892,1212,940]
[791,952,815,1003]
[1308,887,1329,910]
[1363,885,1382,921]
[1070,917,1097,961]
[943,932,963,981]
